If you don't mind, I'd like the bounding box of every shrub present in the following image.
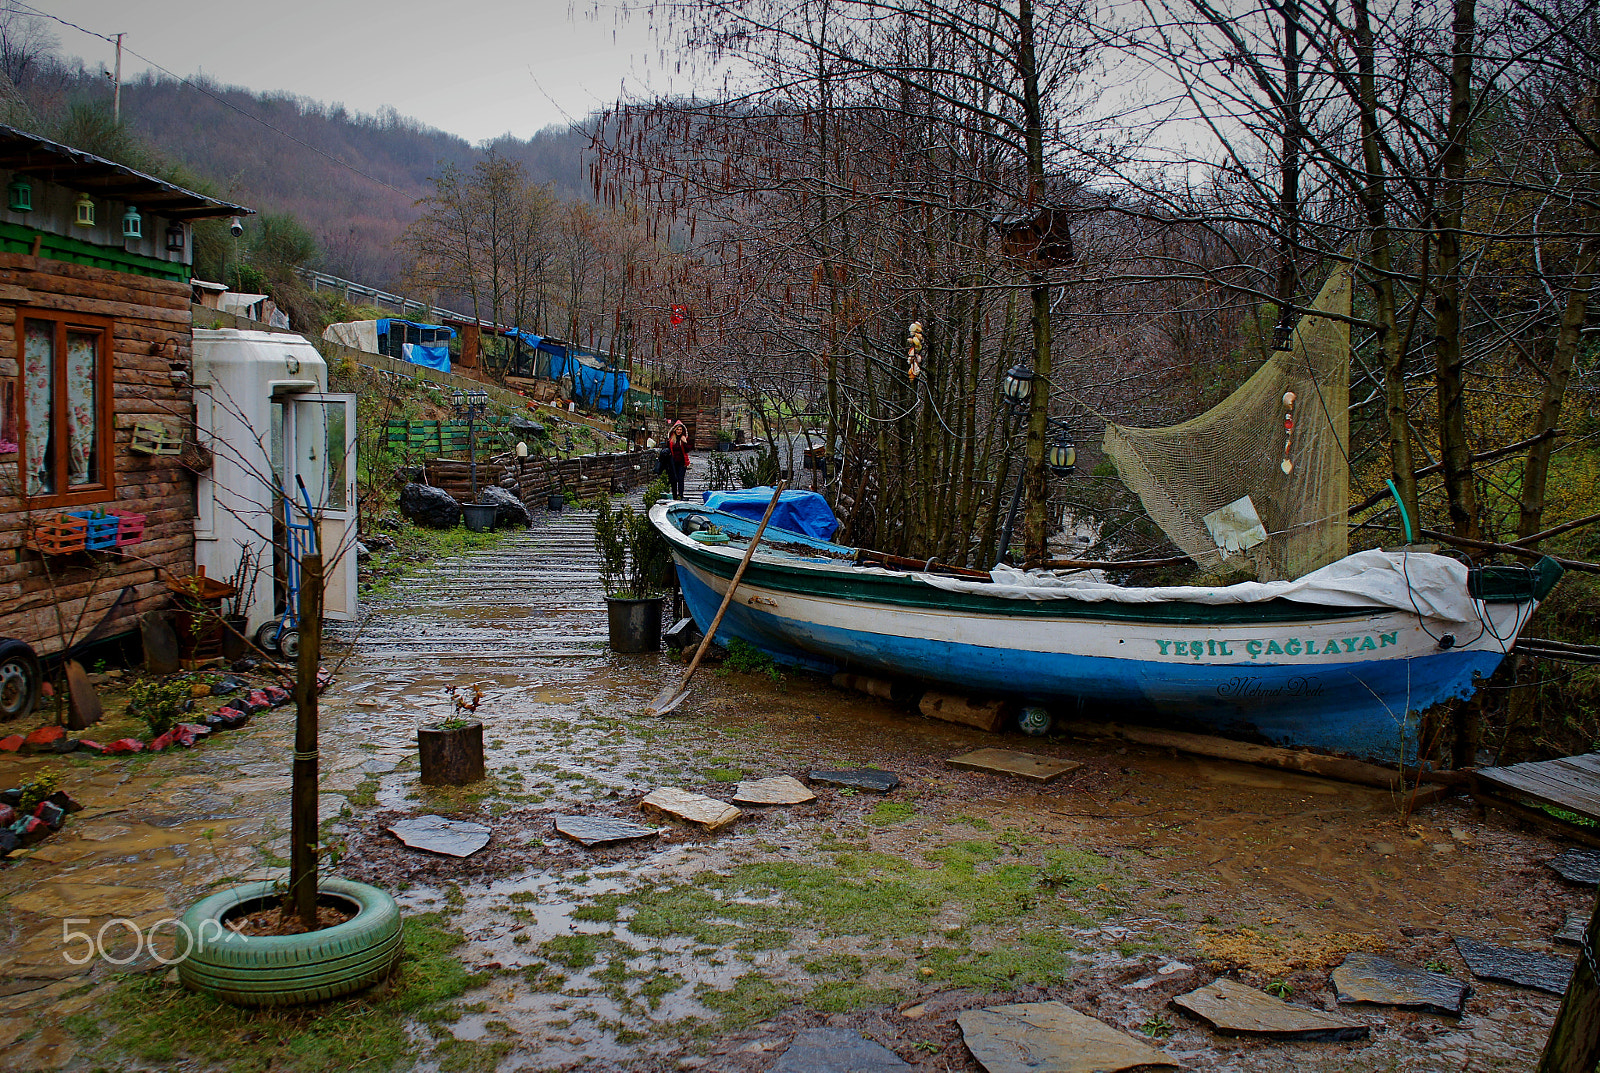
[126,676,192,737]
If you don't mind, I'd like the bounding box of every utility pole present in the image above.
[112,33,123,124]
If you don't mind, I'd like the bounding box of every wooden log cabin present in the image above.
[0,124,252,660]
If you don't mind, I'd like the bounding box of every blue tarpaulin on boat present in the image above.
[400,342,450,371]
[701,487,839,541]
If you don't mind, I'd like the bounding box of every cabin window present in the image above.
[0,375,16,456]
[19,311,113,505]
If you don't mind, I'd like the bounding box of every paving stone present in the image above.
[1454,936,1573,995]
[553,814,661,847]
[732,775,815,806]
[640,788,741,831]
[386,814,492,857]
[1548,847,1600,886]
[808,768,900,793]
[1556,910,1590,946]
[957,1001,1179,1073]
[363,758,398,774]
[769,1026,909,1072]
[1331,952,1470,1016]
[947,747,1082,783]
[1172,977,1369,1040]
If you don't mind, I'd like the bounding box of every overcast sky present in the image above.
[38,0,696,143]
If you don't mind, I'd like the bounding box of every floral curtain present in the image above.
[65,330,96,486]
[22,320,52,496]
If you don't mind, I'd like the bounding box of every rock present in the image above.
[377,513,403,531]
[808,769,901,794]
[1172,977,1369,1040]
[1557,910,1590,946]
[12,815,49,844]
[64,661,102,730]
[509,416,546,439]
[769,1026,909,1072]
[733,776,815,806]
[1454,936,1573,995]
[0,805,14,827]
[147,729,179,752]
[263,685,291,707]
[230,656,262,673]
[0,735,22,753]
[23,725,65,750]
[74,740,104,754]
[386,815,492,857]
[356,541,372,563]
[241,690,273,714]
[947,747,1082,783]
[0,829,18,857]
[481,485,532,529]
[363,532,396,552]
[1331,952,1470,1016]
[553,815,661,847]
[31,801,66,830]
[0,789,18,806]
[101,738,145,754]
[957,1001,1179,1073]
[640,788,742,832]
[44,791,82,814]
[213,674,247,695]
[664,617,702,652]
[1548,847,1600,886]
[399,482,462,529]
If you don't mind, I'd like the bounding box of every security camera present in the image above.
[229,216,243,237]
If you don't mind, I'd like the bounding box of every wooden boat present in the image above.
[650,500,1561,765]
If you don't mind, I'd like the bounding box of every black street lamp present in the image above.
[1048,420,1076,475]
[996,364,1035,565]
[451,388,490,502]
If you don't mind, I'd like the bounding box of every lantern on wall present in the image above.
[122,205,143,240]
[6,176,31,212]
[165,221,186,252]
[74,193,95,227]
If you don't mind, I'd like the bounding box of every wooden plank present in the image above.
[1479,766,1600,820]
[1551,754,1600,779]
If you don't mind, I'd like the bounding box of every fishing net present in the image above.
[1103,265,1351,582]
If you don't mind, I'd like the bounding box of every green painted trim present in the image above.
[0,221,189,282]
[669,532,1371,627]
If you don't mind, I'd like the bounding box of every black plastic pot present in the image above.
[547,494,565,512]
[606,596,664,653]
[462,503,497,532]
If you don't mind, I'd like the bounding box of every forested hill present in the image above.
[18,66,594,289]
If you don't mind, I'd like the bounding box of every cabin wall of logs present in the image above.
[422,449,658,506]
[0,253,197,657]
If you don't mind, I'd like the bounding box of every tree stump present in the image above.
[418,722,485,786]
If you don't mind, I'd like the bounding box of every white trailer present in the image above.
[191,329,358,649]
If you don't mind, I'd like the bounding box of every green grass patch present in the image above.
[866,800,916,826]
[93,913,482,1073]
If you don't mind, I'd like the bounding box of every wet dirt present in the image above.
[0,500,1587,1071]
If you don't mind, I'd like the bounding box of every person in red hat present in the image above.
[665,421,691,499]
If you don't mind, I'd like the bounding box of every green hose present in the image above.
[1386,478,1415,543]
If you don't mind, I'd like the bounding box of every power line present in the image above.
[14,2,416,200]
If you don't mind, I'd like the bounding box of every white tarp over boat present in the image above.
[919,549,1480,623]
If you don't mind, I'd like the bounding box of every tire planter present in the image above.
[0,638,41,723]
[177,879,403,1007]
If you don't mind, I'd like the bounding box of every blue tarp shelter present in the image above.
[700,487,840,541]
[503,329,630,415]
[378,318,455,373]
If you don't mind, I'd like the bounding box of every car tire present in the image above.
[0,638,41,723]
[177,879,403,1007]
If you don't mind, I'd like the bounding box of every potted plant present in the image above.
[594,489,673,652]
[167,571,237,668]
[418,685,485,786]
[715,429,734,452]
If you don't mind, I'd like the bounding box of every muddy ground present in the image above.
[0,517,1588,1072]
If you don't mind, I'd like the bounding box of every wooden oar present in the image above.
[645,482,788,717]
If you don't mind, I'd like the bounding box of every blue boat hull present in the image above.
[677,561,1505,765]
